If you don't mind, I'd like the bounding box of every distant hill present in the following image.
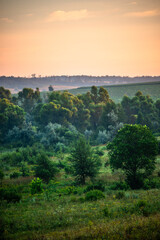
[0,75,160,93]
[66,81,160,103]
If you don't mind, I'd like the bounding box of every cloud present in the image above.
[0,17,13,23]
[45,9,90,22]
[124,9,160,17]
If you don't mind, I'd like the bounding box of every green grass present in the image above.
[66,81,160,103]
[1,187,160,239]
[1,150,160,240]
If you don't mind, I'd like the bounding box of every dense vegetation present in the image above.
[68,81,160,103]
[0,85,160,239]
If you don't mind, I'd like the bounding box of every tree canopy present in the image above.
[107,124,158,189]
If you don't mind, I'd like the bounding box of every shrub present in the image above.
[94,147,104,156]
[20,162,30,177]
[135,200,152,217]
[143,178,160,189]
[115,191,125,199]
[109,181,130,191]
[64,164,74,175]
[10,172,20,179]
[85,190,105,201]
[85,181,105,192]
[0,169,4,184]
[58,186,77,195]
[103,206,110,217]
[34,152,58,183]
[30,178,43,195]
[0,188,22,203]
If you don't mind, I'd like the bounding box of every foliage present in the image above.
[115,191,125,199]
[30,178,43,195]
[143,177,160,189]
[20,161,30,177]
[34,152,58,183]
[6,122,37,146]
[121,92,159,131]
[10,172,20,179]
[18,87,41,113]
[85,181,105,192]
[0,146,42,166]
[0,86,11,100]
[85,189,105,201]
[70,137,101,184]
[94,147,104,156]
[109,181,130,191]
[0,187,22,203]
[107,124,158,189]
[0,98,25,141]
[103,206,110,217]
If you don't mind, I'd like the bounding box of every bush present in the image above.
[135,200,152,217]
[94,147,104,156]
[85,190,105,201]
[64,164,74,175]
[34,152,58,183]
[0,169,4,183]
[103,206,110,217]
[0,187,22,203]
[85,181,105,192]
[115,191,125,199]
[30,178,43,195]
[58,186,77,195]
[143,178,160,189]
[109,181,130,191]
[10,172,20,179]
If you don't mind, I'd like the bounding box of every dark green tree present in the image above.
[0,169,4,186]
[48,85,54,91]
[0,98,25,142]
[91,86,98,104]
[107,124,158,189]
[70,137,101,184]
[18,88,41,113]
[0,87,11,100]
[98,87,109,103]
[35,152,58,183]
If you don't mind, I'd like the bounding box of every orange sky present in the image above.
[0,0,160,77]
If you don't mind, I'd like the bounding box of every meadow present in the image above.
[1,146,160,240]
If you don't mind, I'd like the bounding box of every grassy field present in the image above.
[1,146,160,240]
[66,81,160,103]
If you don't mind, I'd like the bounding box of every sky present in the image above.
[0,0,160,77]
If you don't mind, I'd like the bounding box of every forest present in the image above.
[0,85,160,240]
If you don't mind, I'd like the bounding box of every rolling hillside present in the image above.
[66,81,160,103]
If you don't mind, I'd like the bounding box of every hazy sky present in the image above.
[0,0,160,77]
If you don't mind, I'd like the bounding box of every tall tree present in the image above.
[0,87,11,100]
[18,88,41,113]
[107,124,158,189]
[35,152,58,183]
[70,137,101,184]
[0,99,25,142]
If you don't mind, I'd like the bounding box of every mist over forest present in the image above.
[1,75,160,93]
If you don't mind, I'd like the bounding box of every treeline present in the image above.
[0,86,160,149]
[0,75,160,92]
